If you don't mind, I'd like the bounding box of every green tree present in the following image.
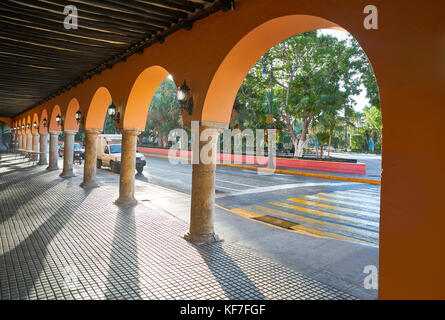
[363,105,382,146]
[233,30,369,157]
[144,78,181,148]
[362,64,381,109]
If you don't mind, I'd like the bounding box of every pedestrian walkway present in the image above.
[227,186,380,247]
[0,153,355,300]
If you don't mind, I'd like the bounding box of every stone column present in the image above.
[184,121,227,243]
[60,130,76,178]
[47,131,60,170]
[32,132,39,161]
[32,132,39,151]
[38,132,49,165]
[80,128,101,188]
[115,129,141,205]
[18,133,22,149]
[26,132,32,151]
[22,133,27,150]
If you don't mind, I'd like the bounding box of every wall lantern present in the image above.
[177,80,194,115]
[75,110,82,124]
[56,114,64,127]
[33,121,38,130]
[21,125,24,130]
[26,123,30,129]
[108,103,120,124]
[42,118,47,128]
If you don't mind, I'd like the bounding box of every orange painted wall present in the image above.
[11,0,445,299]
[0,117,12,128]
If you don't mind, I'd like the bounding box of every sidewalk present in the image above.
[0,154,355,300]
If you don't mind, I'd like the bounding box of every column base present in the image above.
[80,181,99,189]
[114,197,138,206]
[184,232,222,244]
[46,166,58,171]
[60,170,75,178]
[38,161,48,166]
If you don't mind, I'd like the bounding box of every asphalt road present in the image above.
[94,154,381,299]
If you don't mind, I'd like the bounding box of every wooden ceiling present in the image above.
[0,0,235,118]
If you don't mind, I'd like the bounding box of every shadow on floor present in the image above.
[195,242,266,300]
[103,206,140,300]
[0,190,91,299]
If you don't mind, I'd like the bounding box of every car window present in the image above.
[110,145,121,153]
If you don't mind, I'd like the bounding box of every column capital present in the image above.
[49,130,61,135]
[31,131,40,136]
[64,130,77,135]
[84,128,102,135]
[121,128,142,136]
[197,121,228,135]
[39,131,49,136]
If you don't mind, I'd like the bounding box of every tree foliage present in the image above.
[232,30,378,157]
[143,78,181,148]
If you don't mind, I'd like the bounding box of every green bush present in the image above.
[350,134,367,151]
[374,142,381,151]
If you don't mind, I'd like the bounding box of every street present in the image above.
[117,154,381,299]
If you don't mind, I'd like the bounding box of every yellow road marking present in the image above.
[289,224,374,246]
[248,205,379,240]
[288,198,380,218]
[215,204,377,247]
[305,195,379,211]
[269,201,379,227]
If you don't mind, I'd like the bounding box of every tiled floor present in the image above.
[0,153,355,300]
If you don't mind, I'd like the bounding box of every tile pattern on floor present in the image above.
[0,154,355,300]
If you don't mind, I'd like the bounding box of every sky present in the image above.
[318,29,370,112]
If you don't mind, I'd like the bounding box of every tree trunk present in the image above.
[157,130,163,147]
[328,128,333,158]
[312,125,319,158]
[295,118,309,157]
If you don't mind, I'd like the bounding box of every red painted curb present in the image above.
[137,147,366,175]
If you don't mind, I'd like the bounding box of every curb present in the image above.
[143,153,381,185]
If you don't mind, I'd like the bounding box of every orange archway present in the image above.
[25,116,31,133]
[202,15,355,124]
[49,105,62,132]
[31,113,39,133]
[64,98,80,131]
[85,87,113,130]
[40,109,48,133]
[123,65,170,130]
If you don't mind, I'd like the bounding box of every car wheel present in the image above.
[111,161,120,174]
[97,159,102,169]
[136,164,144,175]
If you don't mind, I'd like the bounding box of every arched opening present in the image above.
[31,113,39,134]
[123,66,170,130]
[0,120,11,153]
[200,15,382,299]
[49,105,62,132]
[85,87,113,130]
[40,109,49,133]
[142,75,182,149]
